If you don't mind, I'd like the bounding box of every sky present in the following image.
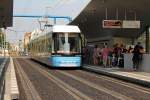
[6,0,91,44]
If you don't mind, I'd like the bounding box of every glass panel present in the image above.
[53,33,81,54]
[68,34,81,53]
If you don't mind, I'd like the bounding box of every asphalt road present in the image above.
[14,58,150,100]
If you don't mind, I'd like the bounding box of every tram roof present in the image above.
[52,25,81,33]
[30,25,81,41]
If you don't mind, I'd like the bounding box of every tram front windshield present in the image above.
[53,33,81,54]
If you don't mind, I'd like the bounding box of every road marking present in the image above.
[59,71,133,100]
[14,59,42,100]
[25,59,92,100]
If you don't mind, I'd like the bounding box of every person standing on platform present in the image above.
[113,43,122,66]
[101,44,109,67]
[93,45,100,65]
[128,46,133,53]
[132,42,144,70]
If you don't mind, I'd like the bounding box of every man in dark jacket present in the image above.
[132,42,143,70]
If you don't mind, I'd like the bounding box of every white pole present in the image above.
[134,11,136,21]
[105,8,108,20]
[0,32,3,55]
[3,28,6,57]
[125,8,127,20]
[116,8,119,20]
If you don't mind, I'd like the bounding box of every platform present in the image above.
[4,57,19,100]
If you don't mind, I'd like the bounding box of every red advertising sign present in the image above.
[102,20,122,28]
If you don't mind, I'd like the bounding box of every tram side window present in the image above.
[48,38,52,52]
[53,33,58,52]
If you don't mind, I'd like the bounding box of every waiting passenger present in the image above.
[132,42,144,71]
[101,44,109,67]
[93,45,100,65]
[108,49,113,67]
[128,46,133,53]
[111,53,117,67]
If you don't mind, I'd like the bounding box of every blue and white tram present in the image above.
[29,25,82,68]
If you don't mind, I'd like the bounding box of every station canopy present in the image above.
[71,0,150,39]
[0,0,13,28]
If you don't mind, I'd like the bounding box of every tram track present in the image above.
[75,70,150,93]
[24,59,130,100]
[14,58,150,100]
[61,70,150,100]
[23,58,119,100]
[15,58,92,100]
[23,58,92,100]
[28,58,150,100]
[58,70,133,100]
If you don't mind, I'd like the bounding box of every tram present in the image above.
[29,25,82,68]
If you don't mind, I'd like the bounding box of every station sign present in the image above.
[102,20,122,28]
[122,20,140,29]
[0,0,13,28]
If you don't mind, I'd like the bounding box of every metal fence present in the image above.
[0,57,9,100]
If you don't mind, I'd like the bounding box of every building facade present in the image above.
[24,32,31,54]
